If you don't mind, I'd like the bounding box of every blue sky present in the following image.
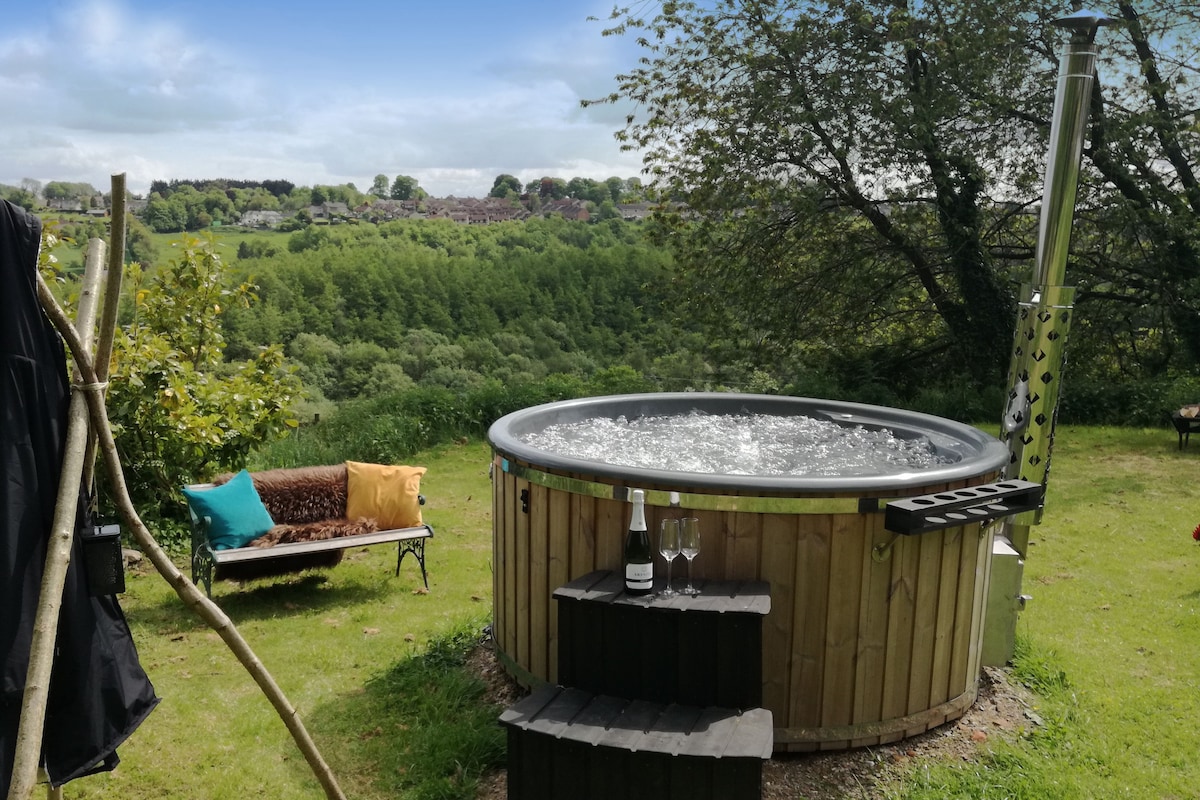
[0,0,646,197]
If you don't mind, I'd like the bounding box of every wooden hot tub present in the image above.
[488,393,1009,752]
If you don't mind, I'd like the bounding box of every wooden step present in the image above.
[553,570,770,709]
[500,685,772,800]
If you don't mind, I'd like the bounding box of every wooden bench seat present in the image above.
[186,464,432,597]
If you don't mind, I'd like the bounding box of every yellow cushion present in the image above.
[345,461,426,529]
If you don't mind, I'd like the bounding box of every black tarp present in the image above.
[1,199,158,790]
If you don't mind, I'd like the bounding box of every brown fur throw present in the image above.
[214,464,348,524]
[248,518,379,548]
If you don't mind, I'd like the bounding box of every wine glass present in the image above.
[658,518,681,597]
[680,517,701,596]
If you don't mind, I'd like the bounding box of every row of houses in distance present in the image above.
[239,195,656,229]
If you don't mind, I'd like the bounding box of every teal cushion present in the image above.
[183,469,276,550]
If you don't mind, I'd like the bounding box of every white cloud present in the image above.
[0,0,646,198]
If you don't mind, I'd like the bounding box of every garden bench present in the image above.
[185,463,432,597]
[1171,406,1200,450]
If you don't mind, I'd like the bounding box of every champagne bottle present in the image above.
[623,489,653,595]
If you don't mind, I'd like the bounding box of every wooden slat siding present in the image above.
[819,513,864,750]
[528,482,550,680]
[572,489,596,577]
[905,528,944,727]
[760,512,798,732]
[500,466,1004,750]
[515,473,532,673]
[597,495,624,575]
[728,506,760,581]
[850,510,891,747]
[490,463,503,656]
[789,514,832,735]
[955,478,990,709]
[878,528,920,744]
[929,526,964,709]
[547,487,571,682]
[965,522,994,692]
[948,521,983,702]
[502,468,519,665]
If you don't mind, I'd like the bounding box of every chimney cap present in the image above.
[1053,9,1110,42]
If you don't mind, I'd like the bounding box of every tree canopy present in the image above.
[594,0,1200,389]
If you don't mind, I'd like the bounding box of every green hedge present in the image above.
[252,371,639,468]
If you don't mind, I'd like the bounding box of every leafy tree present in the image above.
[142,194,185,233]
[390,174,426,200]
[594,0,1042,387]
[489,174,523,197]
[0,183,37,210]
[287,224,330,253]
[370,174,391,197]
[537,177,568,199]
[125,217,158,265]
[243,188,281,212]
[78,237,300,522]
[566,176,599,201]
[594,0,1200,387]
[20,177,43,200]
[604,176,626,203]
[43,181,98,203]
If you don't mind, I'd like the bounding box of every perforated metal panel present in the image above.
[999,283,1075,525]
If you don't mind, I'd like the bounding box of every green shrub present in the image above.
[42,235,301,543]
[1060,373,1200,425]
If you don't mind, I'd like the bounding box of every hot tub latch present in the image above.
[520,489,529,514]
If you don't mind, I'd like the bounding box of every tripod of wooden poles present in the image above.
[7,174,347,800]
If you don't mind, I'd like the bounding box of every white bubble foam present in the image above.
[519,412,952,477]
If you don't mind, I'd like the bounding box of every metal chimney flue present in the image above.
[986,10,1108,666]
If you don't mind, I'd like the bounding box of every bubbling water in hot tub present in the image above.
[519,411,953,477]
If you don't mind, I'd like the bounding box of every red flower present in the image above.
[1194,523,1200,542]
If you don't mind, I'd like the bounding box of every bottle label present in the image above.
[625,562,653,590]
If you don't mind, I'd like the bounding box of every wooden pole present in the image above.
[83,173,128,492]
[34,276,349,800]
[6,241,106,800]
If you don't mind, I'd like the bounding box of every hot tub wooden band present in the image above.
[771,689,977,744]
[494,455,898,515]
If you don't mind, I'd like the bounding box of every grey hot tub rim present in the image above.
[487,392,1009,495]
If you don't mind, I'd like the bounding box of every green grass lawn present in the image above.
[65,427,1200,799]
[885,425,1200,799]
[70,440,498,800]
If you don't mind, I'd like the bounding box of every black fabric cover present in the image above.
[1,200,158,790]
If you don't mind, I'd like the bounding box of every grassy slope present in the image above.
[66,427,1200,799]
[70,440,496,800]
[1014,426,1200,796]
[886,425,1200,799]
